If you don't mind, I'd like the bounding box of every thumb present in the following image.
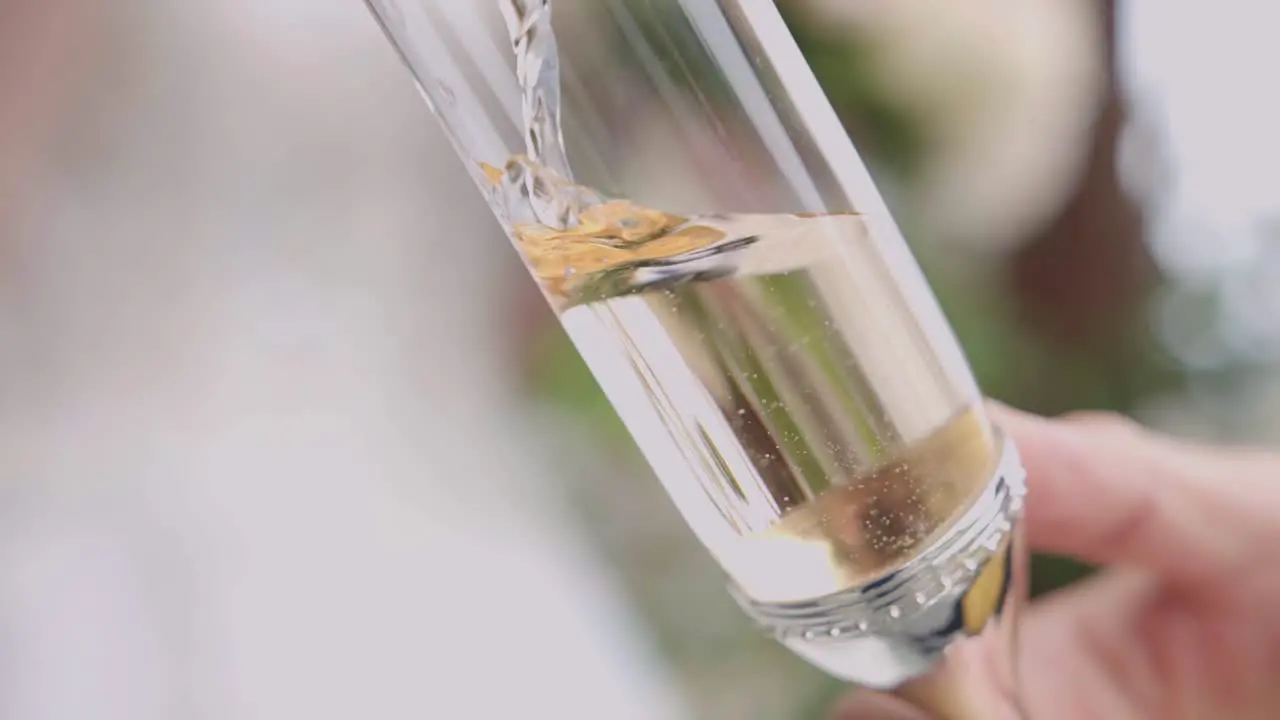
[991,404,1262,587]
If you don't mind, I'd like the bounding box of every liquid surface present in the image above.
[492,0,992,602]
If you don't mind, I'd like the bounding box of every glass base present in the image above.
[732,434,1028,702]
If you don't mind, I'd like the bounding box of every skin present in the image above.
[835,405,1280,719]
[0,0,95,226]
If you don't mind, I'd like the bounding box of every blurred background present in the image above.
[2,1,1277,719]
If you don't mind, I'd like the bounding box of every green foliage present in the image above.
[775,2,925,181]
[1032,555,1095,597]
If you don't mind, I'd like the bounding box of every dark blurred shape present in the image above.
[1008,0,1168,415]
[1004,0,1163,592]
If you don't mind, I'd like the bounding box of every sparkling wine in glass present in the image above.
[362,1,1028,716]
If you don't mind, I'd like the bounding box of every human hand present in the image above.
[834,406,1280,719]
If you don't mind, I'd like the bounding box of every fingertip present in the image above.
[987,402,1222,581]
[982,399,1022,427]
[985,402,1126,551]
[985,402,1079,477]
[985,401,1057,445]
[829,691,926,720]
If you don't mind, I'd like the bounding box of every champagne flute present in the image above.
[361,1,1028,716]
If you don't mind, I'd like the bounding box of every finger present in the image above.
[1013,570,1170,720]
[831,574,1163,720]
[990,403,1255,587]
[830,690,927,720]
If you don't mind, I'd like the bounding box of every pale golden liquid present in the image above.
[397,2,1018,711]
[497,173,996,602]
[765,407,993,593]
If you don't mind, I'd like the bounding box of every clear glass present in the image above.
[362,1,1025,715]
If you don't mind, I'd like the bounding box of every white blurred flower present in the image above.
[797,0,1105,252]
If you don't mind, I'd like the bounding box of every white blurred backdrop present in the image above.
[0,1,687,718]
